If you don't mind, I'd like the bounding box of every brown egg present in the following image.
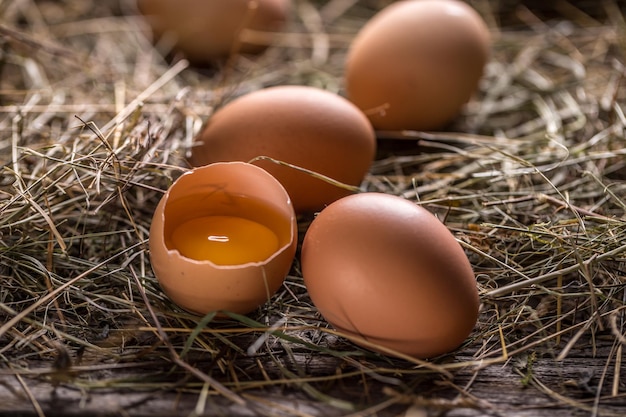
[345,0,491,131]
[137,0,290,63]
[190,85,377,214]
[149,162,297,315]
[301,193,479,359]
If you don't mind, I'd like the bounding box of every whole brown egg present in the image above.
[345,0,491,131]
[137,0,291,63]
[301,193,479,359]
[190,85,377,214]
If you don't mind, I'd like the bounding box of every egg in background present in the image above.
[345,0,491,131]
[190,85,377,214]
[137,0,291,64]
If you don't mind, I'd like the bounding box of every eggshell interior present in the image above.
[149,162,297,315]
[301,193,479,359]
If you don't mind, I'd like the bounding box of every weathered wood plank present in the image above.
[1,347,625,417]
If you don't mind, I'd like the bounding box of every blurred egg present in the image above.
[149,162,297,315]
[301,193,479,358]
[190,85,377,214]
[137,0,291,63]
[345,0,491,131]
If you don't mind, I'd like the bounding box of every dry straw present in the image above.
[1,0,626,416]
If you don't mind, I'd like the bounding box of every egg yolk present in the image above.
[171,216,279,265]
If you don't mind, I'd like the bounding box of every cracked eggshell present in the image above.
[137,0,291,63]
[345,0,491,131]
[301,193,479,359]
[190,85,377,214]
[149,162,297,315]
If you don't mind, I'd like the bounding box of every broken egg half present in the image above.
[149,162,297,315]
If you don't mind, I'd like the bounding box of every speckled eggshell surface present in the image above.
[301,192,479,358]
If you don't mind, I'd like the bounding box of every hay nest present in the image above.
[1,1,625,416]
